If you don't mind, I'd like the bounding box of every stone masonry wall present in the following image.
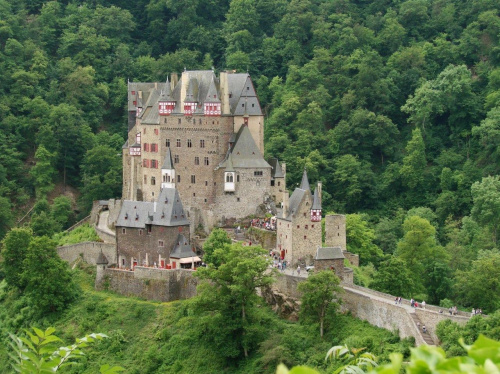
[57,242,117,265]
[247,227,277,250]
[325,214,346,250]
[343,251,359,267]
[291,191,322,267]
[341,288,426,345]
[97,267,198,302]
[415,308,469,344]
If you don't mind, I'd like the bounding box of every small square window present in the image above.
[237,197,240,202]
[304,235,307,239]
[159,240,164,247]
[177,175,181,182]
[139,229,143,236]
[174,155,179,163]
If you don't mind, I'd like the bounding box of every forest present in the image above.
[0,0,499,367]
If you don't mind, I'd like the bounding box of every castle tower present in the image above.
[161,148,175,189]
[95,251,109,289]
[311,182,322,222]
[325,214,346,251]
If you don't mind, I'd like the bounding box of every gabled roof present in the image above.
[185,78,198,102]
[158,78,173,101]
[116,188,189,228]
[162,148,174,170]
[316,247,344,260]
[282,188,306,220]
[204,76,221,103]
[218,126,270,169]
[300,169,310,192]
[312,187,321,210]
[170,234,195,259]
[225,153,235,172]
[268,158,284,178]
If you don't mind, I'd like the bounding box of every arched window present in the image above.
[226,174,233,183]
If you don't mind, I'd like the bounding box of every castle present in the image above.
[123,70,286,229]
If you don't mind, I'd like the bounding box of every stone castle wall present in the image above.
[341,288,426,345]
[343,251,359,267]
[57,242,117,266]
[96,267,198,302]
[415,308,469,344]
[325,214,346,250]
[247,227,277,250]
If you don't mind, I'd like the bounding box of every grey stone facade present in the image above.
[123,70,285,229]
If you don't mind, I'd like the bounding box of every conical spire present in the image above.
[162,148,174,169]
[159,78,173,101]
[205,75,220,103]
[312,187,321,210]
[300,168,310,191]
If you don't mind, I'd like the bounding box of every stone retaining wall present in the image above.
[415,308,469,344]
[341,288,425,345]
[57,242,117,265]
[97,267,198,302]
[246,227,277,249]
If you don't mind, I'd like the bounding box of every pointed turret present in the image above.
[204,76,221,116]
[300,169,310,192]
[184,78,198,115]
[158,78,176,116]
[161,148,175,189]
[311,184,322,222]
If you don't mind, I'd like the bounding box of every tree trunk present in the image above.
[242,303,248,358]
[320,307,325,338]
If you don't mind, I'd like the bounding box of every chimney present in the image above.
[138,91,142,99]
[317,181,322,200]
[154,82,158,90]
[282,162,286,178]
[154,202,157,213]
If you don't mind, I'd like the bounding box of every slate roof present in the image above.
[158,78,173,101]
[128,70,262,119]
[315,247,345,260]
[217,126,270,169]
[300,169,310,192]
[122,140,129,149]
[312,187,321,210]
[281,188,306,221]
[170,234,195,259]
[96,252,109,264]
[116,188,189,228]
[162,148,174,169]
[268,158,284,178]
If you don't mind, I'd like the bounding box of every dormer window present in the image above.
[135,214,139,221]
[125,213,128,220]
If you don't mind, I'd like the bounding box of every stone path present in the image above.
[97,210,116,238]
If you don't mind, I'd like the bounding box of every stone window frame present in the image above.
[174,155,179,163]
[305,224,308,229]
[176,139,181,147]
[191,175,196,184]
[158,240,164,247]
[139,229,143,236]
[166,139,170,147]
[254,171,263,177]
[195,156,199,165]
[304,235,307,239]
[200,139,205,148]
[151,176,156,185]
[122,228,126,234]
[177,175,181,183]
[187,139,192,148]
[204,157,209,166]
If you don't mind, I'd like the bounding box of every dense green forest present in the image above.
[0,0,500,368]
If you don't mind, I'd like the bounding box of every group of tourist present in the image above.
[408,298,426,309]
[269,251,287,272]
[471,308,483,316]
[250,217,276,231]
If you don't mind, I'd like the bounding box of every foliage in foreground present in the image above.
[8,326,123,373]
[279,335,500,374]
